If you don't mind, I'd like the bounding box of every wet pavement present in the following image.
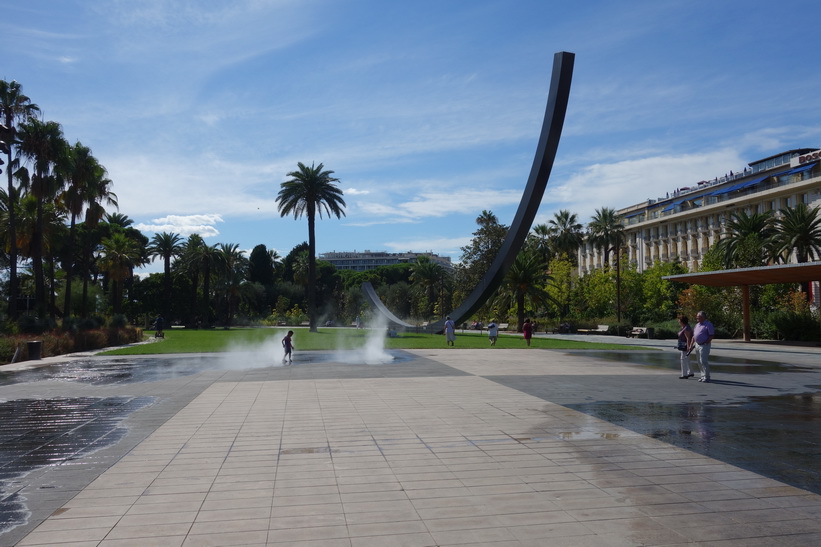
[0,397,154,535]
[0,339,819,545]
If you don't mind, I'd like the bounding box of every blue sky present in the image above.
[3,0,821,274]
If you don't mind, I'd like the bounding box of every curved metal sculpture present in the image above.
[363,51,575,332]
[362,281,416,329]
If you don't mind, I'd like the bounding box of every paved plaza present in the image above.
[1,337,820,546]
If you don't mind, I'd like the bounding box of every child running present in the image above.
[281,330,294,365]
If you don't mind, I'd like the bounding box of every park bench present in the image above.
[628,326,653,338]
[497,323,510,331]
[577,324,609,335]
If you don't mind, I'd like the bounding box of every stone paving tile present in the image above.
[8,348,821,545]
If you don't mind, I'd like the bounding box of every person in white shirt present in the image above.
[487,320,499,346]
[444,316,456,346]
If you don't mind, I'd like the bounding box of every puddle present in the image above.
[566,391,821,495]
[577,351,812,374]
[0,396,154,533]
[0,351,414,386]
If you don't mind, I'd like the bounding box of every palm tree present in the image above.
[773,203,821,299]
[529,223,552,264]
[99,232,141,314]
[548,209,584,263]
[268,248,282,280]
[276,162,346,332]
[105,212,133,229]
[181,238,220,327]
[178,234,204,325]
[215,243,249,326]
[16,118,67,318]
[13,190,65,313]
[147,232,184,320]
[493,250,554,332]
[0,80,40,319]
[59,142,111,321]
[587,207,625,266]
[410,255,447,319]
[72,171,117,318]
[588,207,626,321]
[773,203,821,264]
[715,210,777,269]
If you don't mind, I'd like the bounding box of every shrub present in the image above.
[0,326,145,364]
[0,337,18,363]
[78,315,106,330]
[42,333,75,357]
[769,311,820,342]
[17,314,56,334]
[106,326,142,346]
[110,314,128,329]
[72,329,109,352]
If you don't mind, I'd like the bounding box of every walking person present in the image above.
[677,315,696,379]
[282,330,294,364]
[522,318,533,347]
[487,320,499,346]
[692,311,715,382]
[444,316,456,346]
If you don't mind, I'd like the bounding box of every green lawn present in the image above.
[101,327,647,355]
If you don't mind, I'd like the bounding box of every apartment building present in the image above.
[319,250,454,272]
[579,148,821,275]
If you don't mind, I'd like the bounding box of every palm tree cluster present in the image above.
[1,79,133,325]
[716,204,821,269]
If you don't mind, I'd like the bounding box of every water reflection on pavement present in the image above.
[567,392,821,495]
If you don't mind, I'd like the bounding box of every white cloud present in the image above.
[357,189,522,222]
[344,187,370,195]
[543,148,744,223]
[135,213,224,237]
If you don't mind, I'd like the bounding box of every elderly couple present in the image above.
[676,311,715,383]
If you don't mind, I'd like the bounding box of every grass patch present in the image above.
[101,327,648,355]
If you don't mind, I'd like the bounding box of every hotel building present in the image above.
[319,250,454,272]
[578,148,821,300]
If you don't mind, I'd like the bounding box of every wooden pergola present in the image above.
[663,262,821,342]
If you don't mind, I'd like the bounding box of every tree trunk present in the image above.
[64,216,77,322]
[307,207,317,332]
[163,255,172,319]
[203,260,211,327]
[6,143,18,320]
[33,196,45,318]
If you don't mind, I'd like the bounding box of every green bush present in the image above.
[17,314,56,334]
[78,315,106,330]
[110,314,128,329]
[0,337,18,363]
[769,311,820,342]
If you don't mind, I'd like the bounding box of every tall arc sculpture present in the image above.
[363,51,575,332]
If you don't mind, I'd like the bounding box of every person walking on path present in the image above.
[677,315,696,379]
[522,319,533,347]
[487,320,499,346]
[282,330,294,364]
[444,316,456,346]
[692,311,715,382]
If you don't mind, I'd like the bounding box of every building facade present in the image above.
[319,250,453,272]
[580,148,821,273]
[579,148,821,304]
